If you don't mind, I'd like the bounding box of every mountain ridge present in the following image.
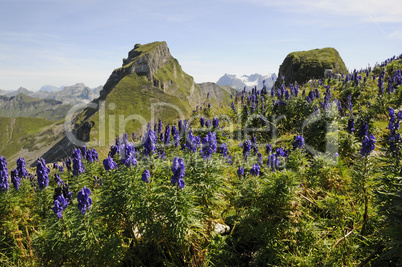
[217,73,277,90]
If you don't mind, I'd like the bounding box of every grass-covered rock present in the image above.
[276,47,348,86]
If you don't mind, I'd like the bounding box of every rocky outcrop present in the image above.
[101,42,174,97]
[276,47,348,86]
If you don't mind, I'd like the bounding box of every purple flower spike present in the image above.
[0,156,9,192]
[142,169,150,183]
[52,194,68,218]
[77,186,92,215]
[171,157,185,189]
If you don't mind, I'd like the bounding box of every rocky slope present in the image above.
[0,93,72,121]
[75,41,231,147]
[276,47,348,86]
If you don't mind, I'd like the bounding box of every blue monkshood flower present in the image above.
[120,142,136,167]
[378,73,384,94]
[77,186,92,215]
[293,135,305,149]
[54,173,64,186]
[171,157,185,189]
[226,155,232,165]
[158,148,166,159]
[276,147,288,158]
[122,133,128,144]
[72,148,85,176]
[284,90,290,100]
[251,136,258,156]
[200,116,205,127]
[109,145,119,157]
[65,158,72,172]
[86,148,99,163]
[103,156,118,171]
[257,152,263,165]
[142,169,150,183]
[11,169,20,190]
[359,121,368,138]
[80,145,87,159]
[1,157,10,191]
[59,166,64,173]
[237,166,244,178]
[398,111,402,120]
[361,134,376,156]
[347,117,355,133]
[158,119,163,134]
[16,157,28,178]
[178,120,183,133]
[243,140,252,160]
[185,131,201,153]
[171,125,178,136]
[200,132,218,159]
[389,107,395,119]
[132,132,135,140]
[143,128,157,156]
[36,158,50,190]
[219,143,228,158]
[53,162,58,170]
[347,95,353,113]
[62,183,73,203]
[268,154,280,172]
[231,102,236,112]
[213,118,219,128]
[266,143,272,154]
[115,137,121,150]
[174,132,180,148]
[250,164,260,176]
[52,194,68,219]
[164,125,171,145]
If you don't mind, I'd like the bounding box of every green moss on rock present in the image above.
[276,47,348,86]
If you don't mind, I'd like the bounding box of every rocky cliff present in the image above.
[74,41,231,147]
[276,47,348,86]
[100,42,202,107]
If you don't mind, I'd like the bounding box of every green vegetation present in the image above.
[0,93,72,121]
[2,48,402,266]
[86,72,193,149]
[277,47,348,85]
[0,116,55,159]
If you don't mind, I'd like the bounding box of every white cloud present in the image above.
[389,28,402,40]
[237,0,402,22]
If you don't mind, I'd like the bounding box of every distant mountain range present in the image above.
[0,83,102,105]
[217,73,277,91]
[0,93,72,121]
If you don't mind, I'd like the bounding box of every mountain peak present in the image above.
[217,73,277,90]
[101,41,172,97]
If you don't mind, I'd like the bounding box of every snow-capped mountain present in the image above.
[216,73,277,91]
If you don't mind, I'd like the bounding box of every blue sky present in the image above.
[0,0,401,91]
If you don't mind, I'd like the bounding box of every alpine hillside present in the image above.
[74,41,233,148]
